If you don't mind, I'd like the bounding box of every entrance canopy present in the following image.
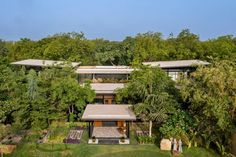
[82,105,136,121]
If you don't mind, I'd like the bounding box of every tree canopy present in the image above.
[0,61,95,131]
[0,29,235,65]
[117,66,180,137]
[179,60,236,155]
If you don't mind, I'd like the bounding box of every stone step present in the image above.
[98,139,119,144]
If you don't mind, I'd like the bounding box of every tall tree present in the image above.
[179,60,236,155]
[0,39,8,57]
[117,66,179,137]
[50,66,95,121]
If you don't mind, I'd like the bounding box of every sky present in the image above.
[0,0,236,41]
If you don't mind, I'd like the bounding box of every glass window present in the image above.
[94,74,128,83]
[103,121,117,127]
[94,98,104,104]
[78,74,93,82]
[168,72,179,81]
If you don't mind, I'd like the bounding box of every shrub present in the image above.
[137,135,155,144]
[92,136,96,142]
[120,136,125,143]
[159,110,194,138]
[0,124,11,140]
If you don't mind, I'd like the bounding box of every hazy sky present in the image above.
[0,0,236,41]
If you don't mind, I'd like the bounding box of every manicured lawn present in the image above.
[6,143,219,157]
[5,125,219,157]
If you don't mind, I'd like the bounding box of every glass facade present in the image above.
[165,69,189,81]
[78,74,129,83]
[168,71,179,81]
[78,74,93,82]
[93,94,116,104]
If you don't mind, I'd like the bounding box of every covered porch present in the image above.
[92,126,127,138]
[82,105,136,144]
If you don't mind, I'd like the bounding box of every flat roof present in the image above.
[76,66,134,74]
[90,83,124,94]
[11,59,81,68]
[82,105,136,121]
[142,60,209,68]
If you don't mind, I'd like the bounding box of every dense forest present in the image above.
[0,29,236,64]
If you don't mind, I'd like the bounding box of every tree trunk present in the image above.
[68,106,71,114]
[149,120,152,137]
[71,105,74,114]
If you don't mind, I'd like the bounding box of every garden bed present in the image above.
[45,122,87,144]
[63,127,84,144]
[0,130,27,144]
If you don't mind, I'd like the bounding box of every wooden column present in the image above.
[88,122,91,138]
[126,121,130,138]
[88,121,93,138]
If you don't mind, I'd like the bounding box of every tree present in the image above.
[159,110,193,138]
[201,35,236,61]
[117,66,179,137]
[9,38,36,60]
[4,30,236,65]
[50,67,95,122]
[159,110,197,148]
[132,32,167,63]
[0,39,8,57]
[179,60,236,155]
[0,61,17,123]
[9,65,95,130]
[11,69,49,130]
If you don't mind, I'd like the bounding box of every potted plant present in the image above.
[92,136,96,143]
[120,136,125,143]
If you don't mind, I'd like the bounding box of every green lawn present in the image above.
[5,126,219,157]
[6,143,218,157]
[6,131,218,157]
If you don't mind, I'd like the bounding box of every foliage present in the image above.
[137,135,156,144]
[179,60,236,154]
[0,60,95,131]
[159,110,194,138]
[51,74,95,121]
[0,62,17,123]
[0,124,11,140]
[117,66,179,137]
[0,39,9,57]
[1,30,235,65]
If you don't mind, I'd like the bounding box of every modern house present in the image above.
[11,59,209,144]
[143,60,209,81]
[75,66,136,144]
[76,66,133,104]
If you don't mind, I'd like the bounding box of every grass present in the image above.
[6,143,219,157]
[6,129,219,157]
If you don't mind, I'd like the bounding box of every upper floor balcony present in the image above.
[76,66,134,83]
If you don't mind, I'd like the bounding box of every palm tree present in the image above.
[117,66,178,137]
